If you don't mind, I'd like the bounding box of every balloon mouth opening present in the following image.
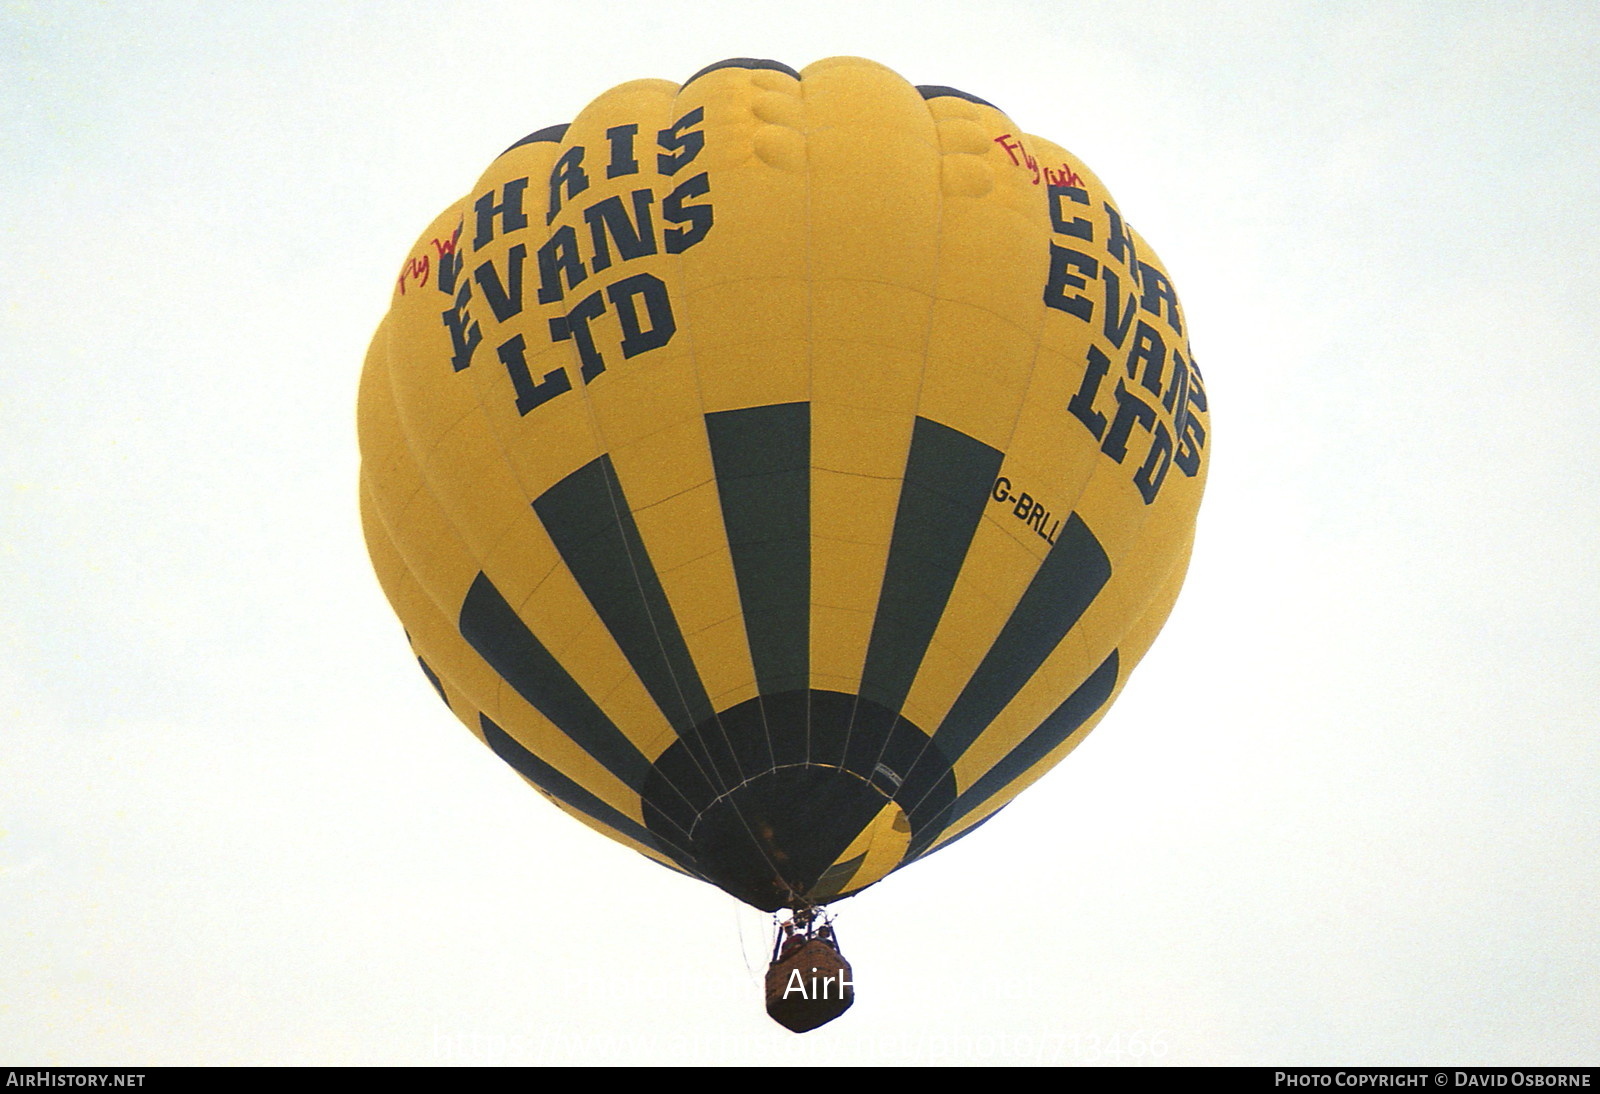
[690,763,894,910]
[639,689,957,911]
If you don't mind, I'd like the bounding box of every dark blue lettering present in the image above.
[1133,420,1173,504]
[1125,320,1166,397]
[473,178,529,248]
[1174,365,1207,477]
[473,244,527,322]
[663,172,713,253]
[441,281,481,372]
[547,146,590,224]
[1163,348,1190,414]
[497,333,572,415]
[1103,203,1141,287]
[1047,185,1092,240]
[436,224,464,295]
[1100,266,1139,348]
[657,107,705,176]
[1101,380,1156,464]
[536,225,587,304]
[605,124,640,179]
[1044,244,1097,321]
[585,190,657,273]
[549,291,608,381]
[606,273,676,359]
[1068,344,1110,439]
[1137,262,1183,335]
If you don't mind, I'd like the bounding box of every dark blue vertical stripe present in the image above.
[458,571,651,792]
[859,417,1004,713]
[532,455,714,732]
[943,650,1118,831]
[930,513,1112,759]
[908,809,1000,864]
[416,656,449,706]
[706,403,810,695]
[480,713,699,874]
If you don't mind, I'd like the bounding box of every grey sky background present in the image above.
[3,0,1597,1066]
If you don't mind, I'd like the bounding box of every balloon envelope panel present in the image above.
[359,57,1209,911]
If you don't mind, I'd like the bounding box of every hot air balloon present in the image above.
[358,56,1208,1031]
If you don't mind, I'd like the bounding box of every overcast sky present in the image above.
[3,0,1597,1067]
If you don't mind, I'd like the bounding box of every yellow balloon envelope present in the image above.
[359,57,1209,911]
